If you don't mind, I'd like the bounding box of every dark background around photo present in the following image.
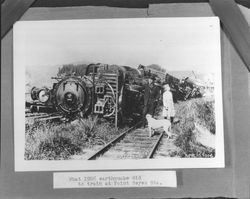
[1,2,250,199]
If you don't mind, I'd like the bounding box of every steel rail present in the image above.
[36,115,63,121]
[87,122,141,160]
[25,113,49,118]
[147,132,164,159]
[26,112,61,120]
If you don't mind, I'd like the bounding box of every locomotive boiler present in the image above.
[29,63,145,123]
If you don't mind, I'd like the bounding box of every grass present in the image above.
[195,99,215,134]
[170,98,215,158]
[25,98,216,160]
[175,98,215,134]
[25,116,119,160]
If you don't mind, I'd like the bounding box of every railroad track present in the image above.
[87,122,164,160]
[25,112,63,122]
[25,112,49,118]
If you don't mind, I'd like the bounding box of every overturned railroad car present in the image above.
[165,73,203,102]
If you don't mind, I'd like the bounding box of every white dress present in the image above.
[162,90,175,118]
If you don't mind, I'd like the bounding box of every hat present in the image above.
[150,76,156,81]
[155,77,161,84]
[164,84,170,91]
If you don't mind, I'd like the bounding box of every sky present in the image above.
[14,17,221,87]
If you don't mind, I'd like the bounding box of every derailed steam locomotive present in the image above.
[29,63,146,122]
[28,63,203,122]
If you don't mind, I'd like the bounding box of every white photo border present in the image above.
[14,17,224,171]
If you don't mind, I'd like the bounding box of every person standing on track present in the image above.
[142,77,152,126]
[142,76,161,126]
[162,84,175,123]
[150,77,161,116]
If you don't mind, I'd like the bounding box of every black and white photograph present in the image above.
[14,17,224,171]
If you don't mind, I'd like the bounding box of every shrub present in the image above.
[174,117,195,153]
[171,98,216,158]
[25,117,119,160]
[38,136,81,160]
[175,98,215,134]
[170,143,215,158]
[195,100,215,134]
[25,121,81,160]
